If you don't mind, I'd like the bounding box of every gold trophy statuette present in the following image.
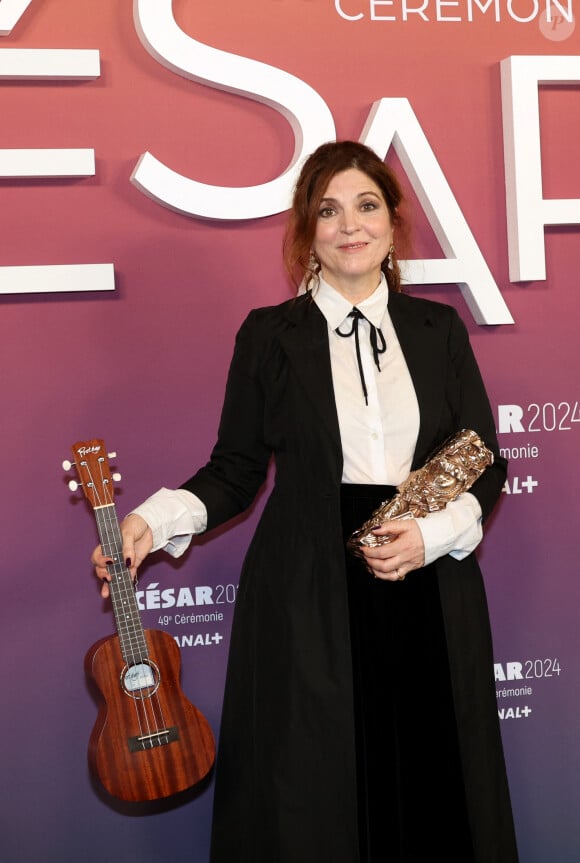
[347,429,494,558]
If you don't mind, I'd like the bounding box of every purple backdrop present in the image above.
[1,2,579,861]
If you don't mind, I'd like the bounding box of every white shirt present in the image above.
[133,279,482,565]
[315,274,419,485]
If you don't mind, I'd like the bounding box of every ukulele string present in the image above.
[100,509,158,741]
[94,458,170,747]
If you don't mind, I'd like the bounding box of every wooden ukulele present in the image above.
[67,439,216,802]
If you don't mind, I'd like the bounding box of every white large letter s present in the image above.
[131,0,335,220]
[0,0,33,35]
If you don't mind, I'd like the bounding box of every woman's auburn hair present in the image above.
[283,140,405,294]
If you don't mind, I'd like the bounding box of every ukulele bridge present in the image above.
[128,726,180,753]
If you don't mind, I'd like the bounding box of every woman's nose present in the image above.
[340,209,360,233]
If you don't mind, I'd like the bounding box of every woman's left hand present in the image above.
[360,517,425,581]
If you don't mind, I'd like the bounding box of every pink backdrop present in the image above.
[2,2,579,860]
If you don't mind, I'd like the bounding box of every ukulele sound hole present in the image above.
[121,660,160,699]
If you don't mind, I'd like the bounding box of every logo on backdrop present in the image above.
[495,655,562,720]
[136,580,238,650]
[497,399,580,493]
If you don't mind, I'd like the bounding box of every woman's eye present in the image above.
[319,207,336,218]
[361,200,378,211]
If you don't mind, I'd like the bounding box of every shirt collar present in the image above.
[313,273,389,330]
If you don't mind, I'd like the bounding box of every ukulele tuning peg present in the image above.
[112,472,122,482]
[68,480,81,492]
[62,459,74,471]
[108,451,117,459]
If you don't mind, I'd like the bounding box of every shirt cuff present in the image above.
[415,492,483,566]
[130,487,208,558]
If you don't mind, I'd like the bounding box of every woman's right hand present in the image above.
[91,513,153,598]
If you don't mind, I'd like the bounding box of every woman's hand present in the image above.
[360,517,425,581]
[91,513,153,598]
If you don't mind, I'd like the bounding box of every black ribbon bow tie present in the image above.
[335,307,386,405]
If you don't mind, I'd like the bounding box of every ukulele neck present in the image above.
[95,503,148,665]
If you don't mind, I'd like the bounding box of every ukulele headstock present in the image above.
[65,439,121,509]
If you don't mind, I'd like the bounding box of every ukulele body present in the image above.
[86,627,215,802]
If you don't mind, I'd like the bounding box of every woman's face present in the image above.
[312,168,393,299]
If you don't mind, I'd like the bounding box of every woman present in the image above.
[93,141,518,862]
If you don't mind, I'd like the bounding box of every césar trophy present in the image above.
[347,428,494,558]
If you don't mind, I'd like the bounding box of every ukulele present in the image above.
[66,439,216,802]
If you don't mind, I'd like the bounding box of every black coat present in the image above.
[183,291,518,863]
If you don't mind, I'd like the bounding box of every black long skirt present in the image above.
[341,484,474,863]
